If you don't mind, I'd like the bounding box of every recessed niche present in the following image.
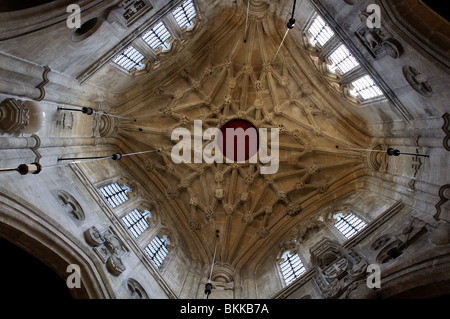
[72,17,103,42]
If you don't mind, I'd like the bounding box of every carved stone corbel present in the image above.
[356,14,403,59]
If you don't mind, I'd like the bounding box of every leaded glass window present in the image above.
[99,182,131,208]
[349,75,384,100]
[113,46,145,71]
[307,15,334,47]
[142,21,172,50]
[144,235,169,268]
[334,212,367,239]
[280,251,306,285]
[122,209,151,238]
[172,0,197,30]
[328,44,360,74]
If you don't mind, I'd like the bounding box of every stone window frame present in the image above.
[96,177,175,271]
[121,208,152,239]
[98,181,132,209]
[306,14,335,48]
[108,0,200,77]
[144,234,170,269]
[302,12,386,105]
[113,45,146,72]
[275,238,308,288]
[142,21,173,51]
[327,208,369,242]
[279,250,306,286]
[172,0,198,31]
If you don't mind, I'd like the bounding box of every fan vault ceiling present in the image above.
[109,0,379,273]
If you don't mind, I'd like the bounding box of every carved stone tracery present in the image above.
[57,190,85,222]
[311,238,369,299]
[356,12,403,59]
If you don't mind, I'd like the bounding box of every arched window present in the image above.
[307,14,334,47]
[172,0,197,30]
[349,75,384,100]
[144,235,169,269]
[113,46,145,71]
[327,43,360,75]
[333,211,367,239]
[121,209,151,238]
[304,13,385,103]
[280,250,306,285]
[142,21,172,51]
[99,182,131,208]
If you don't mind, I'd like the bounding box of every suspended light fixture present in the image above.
[287,0,297,29]
[57,106,94,115]
[58,153,123,162]
[243,0,250,43]
[272,0,297,63]
[337,146,430,158]
[386,147,429,158]
[205,229,219,299]
[0,162,42,175]
[57,106,130,120]
[57,150,159,162]
[1,149,160,175]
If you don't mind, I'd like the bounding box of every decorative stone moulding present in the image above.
[442,113,450,151]
[211,263,235,283]
[106,254,127,276]
[402,65,433,97]
[364,144,386,172]
[311,238,370,299]
[371,234,406,264]
[355,21,403,59]
[84,226,128,276]
[435,184,450,221]
[371,216,429,263]
[127,278,149,299]
[99,113,119,137]
[35,66,50,101]
[105,0,153,28]
[84,226,105,247]
[57,190,85,222]
[0,98,29,134]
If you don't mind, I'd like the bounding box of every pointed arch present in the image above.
[0,191,112,299]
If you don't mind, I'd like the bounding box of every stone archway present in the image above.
[0,191,111,299]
